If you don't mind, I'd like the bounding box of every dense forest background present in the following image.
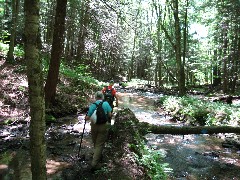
[1,0,240,96]
[1,0,240,179]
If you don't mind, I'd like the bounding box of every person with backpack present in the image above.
[85,91,112,171]
[102,80,119,112]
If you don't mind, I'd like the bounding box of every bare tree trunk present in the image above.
[45,0,67,105]
[128,30,137,81]
[77,0,90,61]
[173,0,186,96]
[182,0,188,87]
[222,22,229,93]
[24,0,46,179]
[7,0,19,62]
[212,50,221,86]
[154,3,163,88]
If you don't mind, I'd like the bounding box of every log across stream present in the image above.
[116,91,240,179]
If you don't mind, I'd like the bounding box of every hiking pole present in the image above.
[77,116,87,159]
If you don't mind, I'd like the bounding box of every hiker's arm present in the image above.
[108,112,112,119]
[85,104,93,121]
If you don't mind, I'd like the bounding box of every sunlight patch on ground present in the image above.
[46,159,71,175]
[0,164,8,174]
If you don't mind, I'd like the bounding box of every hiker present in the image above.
[85,91,112,171]
[102,80,119,112]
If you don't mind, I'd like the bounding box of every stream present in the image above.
[118,90,240,179]
[0,89,240,179]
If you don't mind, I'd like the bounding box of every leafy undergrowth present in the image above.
[159,95,240,126]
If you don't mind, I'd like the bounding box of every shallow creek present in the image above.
[118,90,240,179]
[1,90,240,179]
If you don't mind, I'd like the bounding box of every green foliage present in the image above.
[60,63,91,78]
[45,114,56,123]
[0,7,3,16]
[0,42,8,54]
[41,54,50,75]
[133,142,170,180]
[161,96,240,126]
[3,118,14,125]
[0,38,23,58]
[157,96,168,105]
[163,96,181,115]
[120,82,128,88]
[14,45,24,57]
[18,86,26,92]
[93,166,109,174]
[60,62,98,86]
[0,151,13,164]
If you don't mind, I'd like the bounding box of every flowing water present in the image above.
[118,90,240,179]
[1,90,240,179]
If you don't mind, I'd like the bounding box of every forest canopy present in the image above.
[0,0,240,95]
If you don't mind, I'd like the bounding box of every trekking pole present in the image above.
[77,116,87,158]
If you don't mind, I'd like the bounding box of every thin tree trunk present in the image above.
[213,50,221,86]
[24,0,46,179]
[45,0,67,105]
[222,22,229,93]
[77,0,90,61]
[128,29,137,81]
[182,0,188,87]
[154,2,163,88]
[7,0,19,62]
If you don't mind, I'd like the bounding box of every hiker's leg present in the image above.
[91,124,98,147]
[91,124,109,167]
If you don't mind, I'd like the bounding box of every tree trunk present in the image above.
[24,0,46,179]
[44,0,67,106]
[212,50,221,86]
[128,31,137,81]
[173,0,186,96]
[154,3,163,88]
[77,0,90,61]
[222,22,229,93]
[7,0,19,62]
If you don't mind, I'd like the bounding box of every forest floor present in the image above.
[0,58,150,179]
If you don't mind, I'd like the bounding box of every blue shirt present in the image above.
[87,100,112,117]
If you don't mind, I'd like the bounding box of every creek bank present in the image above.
[0,108,154,179]
[1,92,240,179]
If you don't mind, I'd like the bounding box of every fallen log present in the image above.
[115,108,240,135]
[142,123,240,135]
